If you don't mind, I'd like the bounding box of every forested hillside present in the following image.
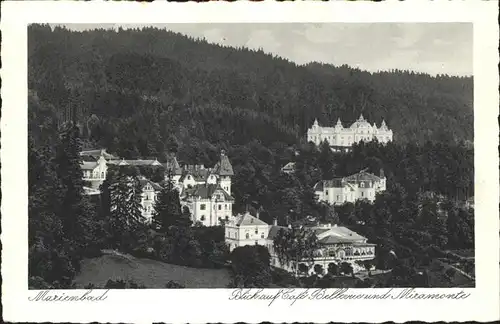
[29,24,473,157]
[28,25,475,288]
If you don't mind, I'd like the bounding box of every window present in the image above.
[361,192,364,197]
[255,241,258,245]
[101,172,104,178]
[255,229,258,234]
[218,205,222,210]
[337,195,340,201]
[261,233,264,238]
[225,204,228,210]
[360,182,365,188]
[200,204,206,210]
[187,175,191,180]
[246,233,250,239]
[325,190,328,195]
[200,215,205,221]
[225,216,229,221]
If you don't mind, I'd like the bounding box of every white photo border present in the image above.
[1,1,499,323]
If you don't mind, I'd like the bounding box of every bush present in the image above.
[165,280,185,288]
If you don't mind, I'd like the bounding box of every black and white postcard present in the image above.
[1,1,499,323]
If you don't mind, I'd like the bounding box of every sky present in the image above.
[63,23,473,76]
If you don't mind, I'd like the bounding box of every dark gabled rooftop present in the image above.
[80,149,120,160]
[139,179,163,191]
[182,183,233,201]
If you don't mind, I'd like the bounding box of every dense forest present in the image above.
[29,24,473,152]
[28,24,475,288]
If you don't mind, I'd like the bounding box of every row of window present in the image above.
[84,171,106,179]
[245,232,265,239]
[200,203,231,211]
[311,135,390,143]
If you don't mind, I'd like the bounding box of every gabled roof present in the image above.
[139,179,163,191]
[235,213,268,227]
[213,151,234,176]
[318,226,367,244]
[80,149,119,160]
[122,159,162,167]
[323,178,345,188]
[343,170,381,183]
[180,166,212,182]
[81,161,98,170]
[182,184,233,201]
[282,162,296,170]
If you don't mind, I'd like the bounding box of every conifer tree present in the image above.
[152,172,182,231]
[317,140,335,179]
[53,122,97,248]
[108,167,143,249]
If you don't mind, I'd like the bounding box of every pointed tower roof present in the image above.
[359,114,365,121]
[313,118,319,126]
[380,119,388,130]
[164,152,182,176]
[214,149,234,176]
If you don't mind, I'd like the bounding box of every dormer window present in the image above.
[360,182,365,188]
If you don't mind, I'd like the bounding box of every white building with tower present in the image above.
[178,150,235,227]
[307,115,393,148]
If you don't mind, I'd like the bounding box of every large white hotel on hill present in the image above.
[307,115,393,148]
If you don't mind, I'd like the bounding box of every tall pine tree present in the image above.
[152,172,182,231]
[107,167,144,249]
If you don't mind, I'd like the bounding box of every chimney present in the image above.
[380,168,385,178]
[256,210,260,219]
[273,218,278,226]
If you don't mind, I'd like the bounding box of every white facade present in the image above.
[225,213,270,251]
[315,170,387,205]
[179,151,235,227]
[225,215,376,276]
[140,179,162,223]
[307,115,393,147]
[81,155,108,189]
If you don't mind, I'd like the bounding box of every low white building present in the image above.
[225,212,270,251]
[315,169,387,205]
[225,213,376,276]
